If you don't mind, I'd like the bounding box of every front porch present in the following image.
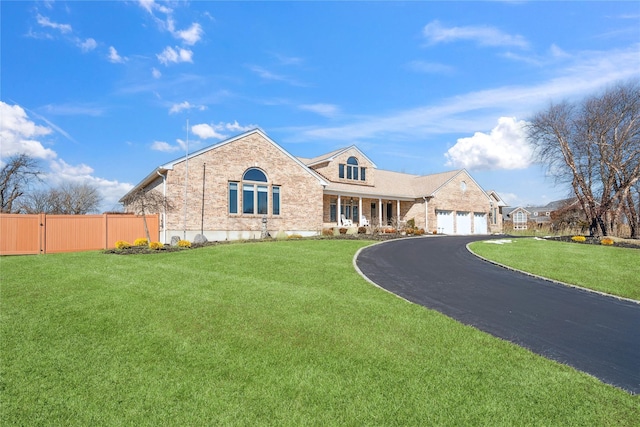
[322,194,417,230]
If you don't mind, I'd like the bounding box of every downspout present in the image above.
[156,170,167,244]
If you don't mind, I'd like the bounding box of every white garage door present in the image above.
[436,210,454,234]
[456,212,472,235]
[474,213,488,234]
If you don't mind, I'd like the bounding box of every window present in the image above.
[330,199,337,222]
[238,168,274,215]
[339,157,366,181]
[229,182,238,214]
[243,184,255,214]
[273,186,280,215]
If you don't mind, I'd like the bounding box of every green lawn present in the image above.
[469,238,640,301]
[1,240,637,425]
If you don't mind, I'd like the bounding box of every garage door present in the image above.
[456,212,472,234]
[474,213,488,234]
[436,210,454,234]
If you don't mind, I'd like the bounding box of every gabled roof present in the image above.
[120,128,329,202]
[302,145,378,168]
[324,168,493,201]
[504,206,532,216]
[487,190,507,207]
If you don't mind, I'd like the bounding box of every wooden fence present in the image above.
[0,213,159,255]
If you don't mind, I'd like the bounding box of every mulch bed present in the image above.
[103,233,405,255]
[545,236,640,250]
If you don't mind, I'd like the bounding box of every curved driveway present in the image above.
[355,236,640,394]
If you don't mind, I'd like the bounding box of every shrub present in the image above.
[415,228,425,235]
[358,227,367,234]
[134,238,149,246]
[177,240,191,248]
[432,230,437,235]
[600,237,615,246]
[287,234,303,239]
[339,228,347,235]
[406,218,415,229]
[115,240,131,249]
[149,241,163,250]
[571,235,586,242]
[322,228,334,236]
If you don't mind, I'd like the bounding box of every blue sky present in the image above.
[2,1,639,212]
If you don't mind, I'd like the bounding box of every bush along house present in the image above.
[120,129,505,242]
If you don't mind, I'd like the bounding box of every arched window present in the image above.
[243,168,267,182]
[229,168,280,216]
[339,156,366,181]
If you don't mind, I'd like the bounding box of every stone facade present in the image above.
[121,129,504,242]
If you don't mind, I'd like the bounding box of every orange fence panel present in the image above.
[44,215,105,253]
[0,214,43,255]
[0,213,159,255]
[106,214,159,248]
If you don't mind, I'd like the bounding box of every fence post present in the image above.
[103,213,109,250]
[39,213,46,255]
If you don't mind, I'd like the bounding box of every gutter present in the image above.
[156,170,167,244]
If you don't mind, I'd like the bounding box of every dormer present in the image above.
[304,146,376,186]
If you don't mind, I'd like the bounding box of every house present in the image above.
[120,129,504,242]
[503,198,582,231]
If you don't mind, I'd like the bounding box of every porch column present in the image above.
[424,197,429,232]
[358,197,362,224]
[378,198,382,227]
[337,194,342,225]
[397,199,401,228]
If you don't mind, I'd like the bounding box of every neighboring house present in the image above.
[120,129,504,242]
[504,198,581,230]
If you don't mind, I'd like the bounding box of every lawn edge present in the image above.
[466,239,640,305]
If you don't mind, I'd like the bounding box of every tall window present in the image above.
[339,156,366,181]
[272,186,280,216]
[229,182,238,214]
[232,168,280,216]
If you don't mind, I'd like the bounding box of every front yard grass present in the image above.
[469,238,640,301]
[1,240,638,425]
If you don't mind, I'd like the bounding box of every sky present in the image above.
[2,1,639,212]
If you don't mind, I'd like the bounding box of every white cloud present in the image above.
[79,38,97,53]
[292,44,640,144]
[36,14,72,34]
[191,121,256,140]
[299,103,340,118]
[423,20,528,49]
[0,101,56,160]
[152,68,162,78]
[190,124,226,140]
[151,141,180,152]
[445,117,532,171]
[0,101,128,212]
[157,46,193,65]
[108,46,126,63]
[175,23,203,46]
[48,159,133,212]
[168,101,206,114]
[223,121,256,133]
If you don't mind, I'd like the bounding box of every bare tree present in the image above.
[0,154,43,213]
[18,188,56,214]
[121,187,174,242]
[18,182,102,215]
[528,80,640,237]
[51,182,102,214]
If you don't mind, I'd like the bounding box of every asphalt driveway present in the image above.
[355,236,640,394]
